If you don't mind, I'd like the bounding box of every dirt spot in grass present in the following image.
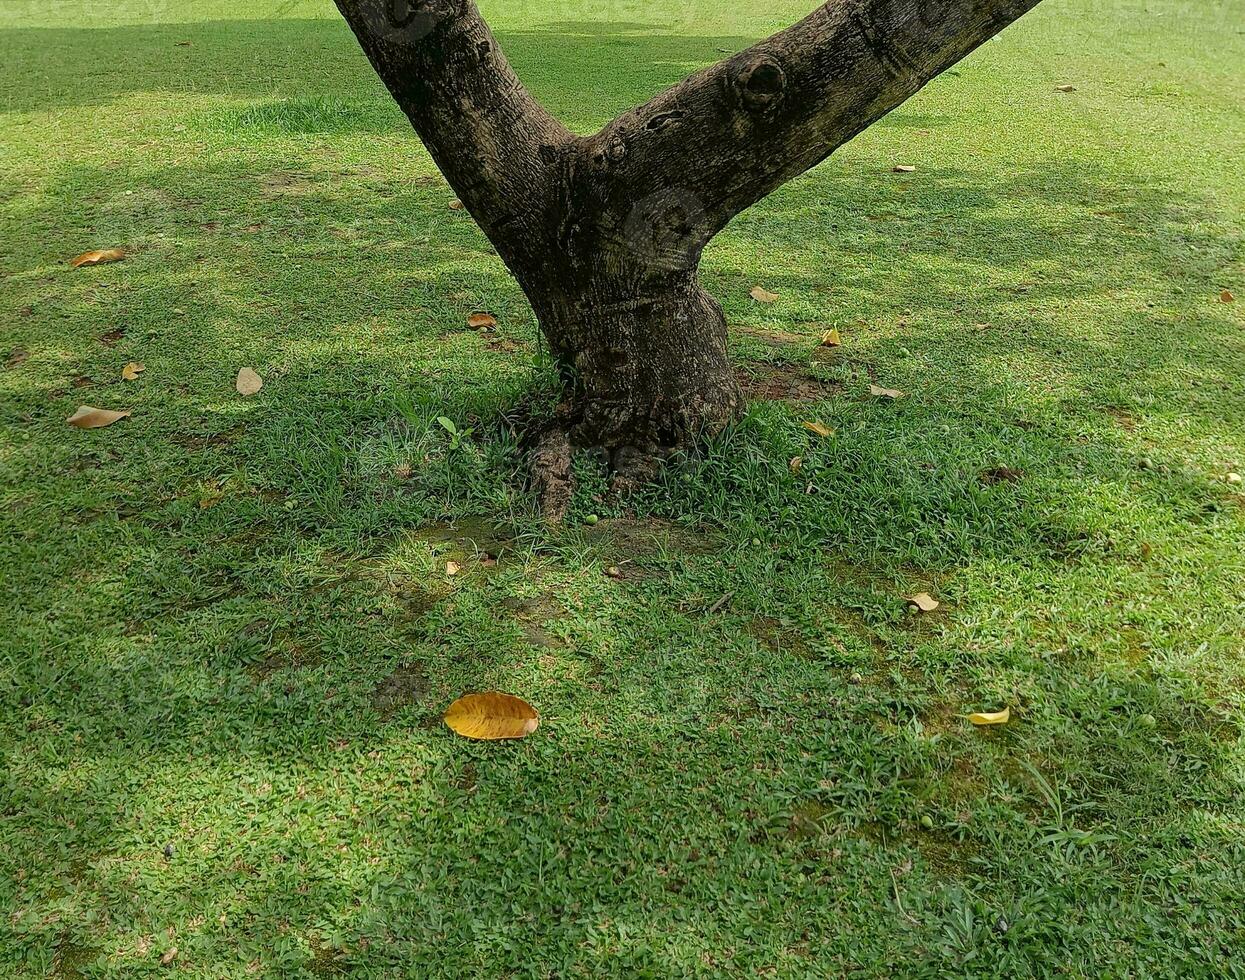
[784,801,832,841]
[979,466,1025,485]
[395,584,439,620]
[1105,407,1137,431]
[170,430,237,451]
[53,935,99,979]
[259,172,321,197]
[583,517,718,562]
[98,327,125,346]
[456,761,478,792]
[736,363,840,402]
[4,347,29,369]
[372,665,427,716]
[734,324,810,347]
[249,639,321,679]
[414,517,512,564]
[747,617,812,659]
[501,595,565,648]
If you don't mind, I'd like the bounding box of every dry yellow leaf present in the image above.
[1222,289,1236,303]
[802,420,834,438]
[445,560,462,576]
[121,361,145,381]
[448,198,464,210]
[236,367,263,396]
[67,405,131,429]
[750,286,779,303]
[967,707,1010,726]
[869,383,905,399]
[789,456,803,474]
[909,592,940,612]
[467,312,497,330]
[604,565,623,579]
[70,248,125,268]
[444,691,539,740]
[893,165,917,173]
[820,328,842,348]
[1054,84,1077,92]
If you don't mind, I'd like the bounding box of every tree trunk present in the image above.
[333,0,1045,515]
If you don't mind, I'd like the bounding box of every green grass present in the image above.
[2,0,1244,975]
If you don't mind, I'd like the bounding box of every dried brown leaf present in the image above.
[909,592,940,612]
[448,198,464,210]
[445,560,462,577]
[869,383,905,399]
[893,165,917,173]
[750,286,779,303]
[802,420,834,438]
[121,361,145,381]
[71,248,126,268]
[820,328,842,348]
[467,312,497,330]
[1054,84,1077,92]
[160,947,179,966]
[1222,289,1236,303]
[444,691,539,740]
[66,405,131,429]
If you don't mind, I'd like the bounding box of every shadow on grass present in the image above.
[2,15,1244,975]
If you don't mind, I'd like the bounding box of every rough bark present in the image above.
[334,0,1044,514]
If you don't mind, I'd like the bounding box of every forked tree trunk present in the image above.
[334,0,1044,515]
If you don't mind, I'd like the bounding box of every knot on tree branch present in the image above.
[733,56,787,112]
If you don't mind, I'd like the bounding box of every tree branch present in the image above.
[333,0,571,257]
[586,0,1044,239]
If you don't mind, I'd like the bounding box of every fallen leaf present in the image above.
[67,405,131,429]
[1054,84,1077,92]
[604,565,623,579]
[750,286,779,303]
[909,592,940,612]
[467,312,497,330]
[869,383,905,399]
[820,328,842,348]
[967,707,1010,726]
[235,367,263,396]
[160,947,178,966]
[71,248,125,268]
[1227,472,1242,485]
[802,420,834,438]
[789,456,803,474]
[444,691,539,740]
[445,560,462,576]
[973,322,991,332]
[893,165,917,173]
[5,348,28,369]
[121,361,145,381]
[1222,290,1236,303]
[448,198,464,210]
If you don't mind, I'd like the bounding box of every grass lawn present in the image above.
[2,0,1244,975]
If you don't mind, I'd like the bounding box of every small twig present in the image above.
[707,591,735,615]
[891,869,919,925]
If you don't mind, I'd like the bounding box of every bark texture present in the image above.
[334,0,1044,513]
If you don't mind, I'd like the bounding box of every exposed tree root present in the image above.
[530,425,575,522]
